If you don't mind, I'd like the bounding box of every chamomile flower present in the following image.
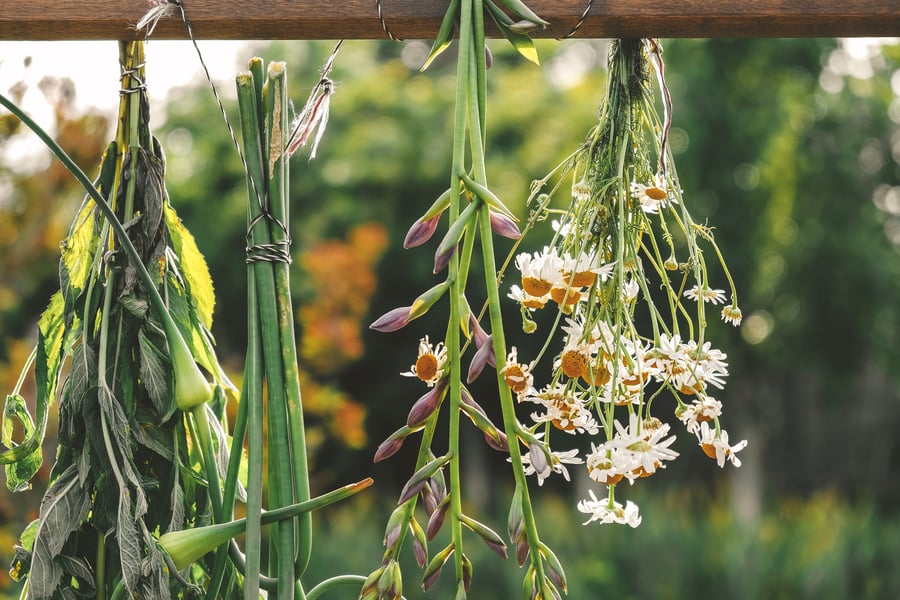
[502,347,534,399]
[676,396,723,434]
[524,384,599,435]
[520,446,582,486]
[515,248,563,298]
[611,414,679,479]
[508,284,548,310]
[721,304,743,326]
[696,421,747,467]
[401,336,448,387]
[577,490,642,527]
[630,174,675,214]
[683,285,727,305]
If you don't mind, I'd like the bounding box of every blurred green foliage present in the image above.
[2,36,900,598]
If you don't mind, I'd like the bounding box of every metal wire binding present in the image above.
[145,0,292,261]
[375,0,404,41]
[119,62,147,95]
[559,0,594,39]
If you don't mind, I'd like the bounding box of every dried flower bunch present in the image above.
[509,39,746,526]
[369,32,746,600]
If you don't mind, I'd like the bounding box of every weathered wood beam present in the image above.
[2,0,898,41]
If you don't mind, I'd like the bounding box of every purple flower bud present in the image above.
[490,210,522,239]
[384,522,402,549]
[413,532,428,568]
[467,333,496,383]
[426,499,449,541]
[433,242,457,273]
[374,435,405,463]
[407,378,447,427]
[461,553,473,591]
[516,538,530,567]
[404,214,441,248]
[485,45,493,70]
[370,306,412,332]
[422,544,455,592]
[484,429,508,452]
[529,443,549,477]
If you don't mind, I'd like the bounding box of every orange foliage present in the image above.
[295,223,388,453]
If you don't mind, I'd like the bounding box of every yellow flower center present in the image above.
[645,186,667,201]
[560,349,589,378]
[504,365,529,394]
[415,354,440,382]
[522,276,552,297]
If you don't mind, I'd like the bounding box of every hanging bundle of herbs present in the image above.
[1,40,237,598]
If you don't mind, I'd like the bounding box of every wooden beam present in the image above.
[1,0,898,41]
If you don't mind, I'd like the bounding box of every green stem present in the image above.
[306,575,367,600]
[477,204,546,584]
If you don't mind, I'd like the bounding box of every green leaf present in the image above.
[497,22,540,66]
[28,464,91,598]
[138,329,175,420]
[2,394,40,492]
[0,292,66,489]
[117,489,143,596]
[9,519,37,582]
[164,203,215,329]
[421,0,459,70]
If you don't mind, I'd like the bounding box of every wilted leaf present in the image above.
[0,292,66,489]
[117,489,143,596]
[138,329,174,420]
[164,204,215,329]
[28,465,91,598]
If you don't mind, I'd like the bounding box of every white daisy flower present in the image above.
[683,285,728,305]
[630,174,675,214]
[577,490,642,527]
[696,422,748,467]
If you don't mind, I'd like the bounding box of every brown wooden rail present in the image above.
[1,0,898,40]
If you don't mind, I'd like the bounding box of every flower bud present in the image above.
[422,543,455,592]
[410,280,450,320]
[461,514,507,559]
[467,334,495,382]
[434,201,477,273]
[377,559,402,600]
[407,379,447,427]
[459,173,517,222]
[398,453,453,505]
[370,305,412,332]
[461,553,473,592]
[539,542,568,594]
[383,506,407,549]
[404,214,441,248]
[490,210,522,239]
[426,497,450,541]
[409,517,429,568]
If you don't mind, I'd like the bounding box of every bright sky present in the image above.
[0,39,249,119]
[0,40,252,173]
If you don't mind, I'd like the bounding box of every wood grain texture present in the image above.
[0,0,898,40]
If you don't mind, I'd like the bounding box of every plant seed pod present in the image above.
[383,505,407,549]
[434,200,478,273]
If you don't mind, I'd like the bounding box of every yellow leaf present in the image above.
[164,204,215,329]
